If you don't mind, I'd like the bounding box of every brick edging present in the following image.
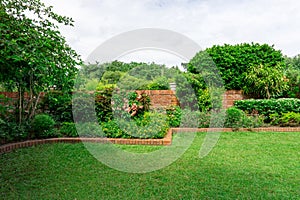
[0,129,172,154]
[1,127,300,154]
[172,127,300,133]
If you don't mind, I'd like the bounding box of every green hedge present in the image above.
[234,98,300,121]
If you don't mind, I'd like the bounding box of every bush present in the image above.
[0,120,30,144]
[75,122,103,137]
[180,109,203,128]
[166,107,212,128]
[95,86,114,122]
[166,106,182,127]
[102,112,169,139]
[60,122,78,137]
[225,107,245,128]
[40,91,73,123]
[234,98,300,122]
[224,107,264,128]
[270,112,300,127]
[72,92,99,123]
[101,120,125,138]
[31,114,57,138]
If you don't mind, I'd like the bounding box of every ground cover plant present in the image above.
[1,132,299,199]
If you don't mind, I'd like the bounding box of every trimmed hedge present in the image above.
[234,98,300,121]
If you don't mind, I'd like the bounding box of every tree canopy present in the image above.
[0,0,81,122]
[186,43,285,90]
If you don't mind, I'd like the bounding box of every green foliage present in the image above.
[101,120,124,138]
[95,87,114,122]
[243,64,288,99]
[284,68,300,98]
[127,63,175,80]
[224,107,264,128]
[84,79,100,91]
[127,91,151,118]
[40,91,73,123]
[234,98,300,122]
[285,54,300,70]
[147,76,170,90]
[284,55,300,98]
[101,71,124,84]
[166,106,182,127]
[187,43,285,90]
[175,74,199,111]
[270,112,300,127]
[117,74,149,90]
[101,112,169,139]
[114,112,169,139]
[180,109,208,128]
[74,122,103,137]
[0,94,14,120]
[0,120,30,144]
[0,0,81,123]
[175,72,224,112]
[182,72,213,111]
[59,122,78,137]
[225,107,245,128]
[31,114,57,138]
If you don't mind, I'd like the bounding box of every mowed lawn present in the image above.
[0,132,299,199]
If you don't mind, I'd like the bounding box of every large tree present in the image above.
[0,0,81,123]
[187,43,286,91]
[243,64,288,99]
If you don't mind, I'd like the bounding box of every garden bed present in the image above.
[1,127,300,154]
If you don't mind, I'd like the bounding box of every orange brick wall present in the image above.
[136,90,179,109]
[222,90,246,109]
[1,90,245,109]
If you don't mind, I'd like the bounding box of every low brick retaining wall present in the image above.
[0,129,172,154]
[1,127,299,154]
[172,127,300,133]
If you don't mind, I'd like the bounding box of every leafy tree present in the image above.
[284,55,300,98]
[0,0,81,123]
[285,54,300,70]
[243,64,288,99]
[187,43,285,90]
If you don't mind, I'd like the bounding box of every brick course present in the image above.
[1,127,299,154]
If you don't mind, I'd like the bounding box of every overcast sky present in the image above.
[42,0,300,66]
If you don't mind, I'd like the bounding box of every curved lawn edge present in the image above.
[1,127,300,154]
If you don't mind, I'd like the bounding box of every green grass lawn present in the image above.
[1,132,299,199]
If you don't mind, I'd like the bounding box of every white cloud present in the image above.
[42,0,300,65]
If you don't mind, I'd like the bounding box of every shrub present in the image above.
[31,114,57,138]
[95,86,114,122]
[101,120,125,138]
[270,112,300,127]
[102,112,169,139]
[0,120,29,144]
[60,122,78,137]
[224,107,264,128]
[75,122,103,137]
[180,109,202,128]
[166,106,182,127]
[166,107,212,128]
[225,107,245,128]
[234,98,300,122]
[40,91,73,123]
